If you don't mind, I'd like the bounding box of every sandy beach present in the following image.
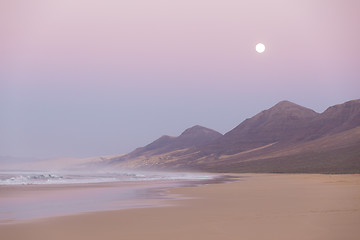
[1,174,360,240]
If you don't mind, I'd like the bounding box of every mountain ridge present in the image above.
[113,125,222,162]
[198,100,320,155]
[110,99,360,173]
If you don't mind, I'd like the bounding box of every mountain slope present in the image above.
[193,126,360,173]
[305,99,360,140]
[199,101,319,155]
[110,99,360,173]
[112,125,222,163]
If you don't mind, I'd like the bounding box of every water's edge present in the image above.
[0,173,240,224]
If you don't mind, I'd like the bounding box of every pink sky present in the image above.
[1,0,359,158]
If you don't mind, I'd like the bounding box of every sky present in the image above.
[1,0,359,159]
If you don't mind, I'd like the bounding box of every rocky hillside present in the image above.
[109,99,360,173]
[111,125,222,165]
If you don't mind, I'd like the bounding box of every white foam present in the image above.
[0,171,215,185]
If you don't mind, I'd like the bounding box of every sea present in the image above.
[0,170,214,185]
[0,170,217,223]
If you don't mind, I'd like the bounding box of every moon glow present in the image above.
[255,43,266,53]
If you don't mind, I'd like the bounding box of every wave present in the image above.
[0,171,215,185]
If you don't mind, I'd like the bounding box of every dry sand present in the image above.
[1,174,360,240]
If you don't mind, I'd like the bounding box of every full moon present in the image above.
[255,43,266,53]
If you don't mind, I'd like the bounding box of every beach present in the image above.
[1,174,360,240]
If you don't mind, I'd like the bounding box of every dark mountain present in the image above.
[110,99,360,173]
[199,101,319,155]
[306,99,360,139]
[113,125,222,161]
[197,126,360,174]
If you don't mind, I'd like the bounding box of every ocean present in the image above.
[0,171,216,223]
[0,171,214,185]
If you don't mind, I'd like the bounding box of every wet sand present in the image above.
[1,174,360,240]
[0,179,201,223]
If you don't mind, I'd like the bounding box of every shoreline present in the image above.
[0,174,235,224]
[1,173,360,240]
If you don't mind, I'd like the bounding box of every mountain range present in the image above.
[109,99,360,173]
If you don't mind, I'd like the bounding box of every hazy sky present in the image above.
[1,0,359,158]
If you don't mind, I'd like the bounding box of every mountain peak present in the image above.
[276,100,295,105]
[205,101,319,155]
[180,125,220,136]
[119,125,222,160]
[314,99,360,135]
[274,100,298,108]
[260,100,319,120]
[324,99,360,113]
[111,99,360,173]
[271,100,313,112]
